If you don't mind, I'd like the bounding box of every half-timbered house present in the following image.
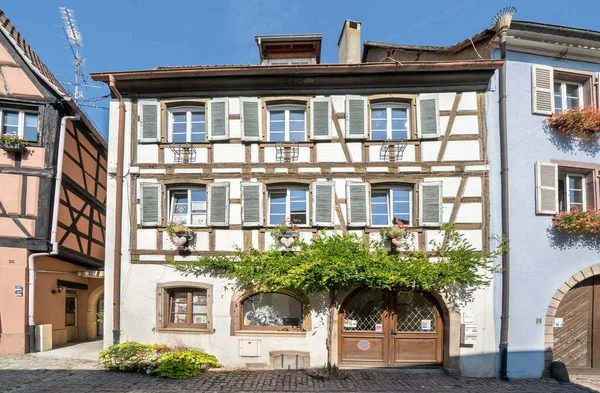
[0,10,107,354]
[92,20,500,376]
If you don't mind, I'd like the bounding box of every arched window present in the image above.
[241,292,303,331]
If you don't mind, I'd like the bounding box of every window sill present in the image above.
[156,327,214,334]
[235,330,307,338]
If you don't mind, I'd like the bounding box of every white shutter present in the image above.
[535,162,558,215]
[207,182,230,226]
[310,97,332,140]
[207,98,229,140]
[345,95,368,139]
[240,98,262,141]
[417,94,440,138]
[346,182,369,226]
[241,182,263,226]
[532,65,554,115]
[313,182,335,226]
[419,182,442,227]
[138,100,160,142]
[140,183,161,226]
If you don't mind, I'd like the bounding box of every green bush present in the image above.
[99,342,221,378]
[154,350,221,379]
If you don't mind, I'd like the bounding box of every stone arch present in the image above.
[332,287,461,375]
[544,264,600,375]
[86,285,104,339]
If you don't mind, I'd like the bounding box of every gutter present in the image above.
[28,112,80,353]
[108,75,126,345]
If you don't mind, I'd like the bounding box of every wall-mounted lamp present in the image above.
[51,285,64,294]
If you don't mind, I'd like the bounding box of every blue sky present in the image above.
[3,1,599,136]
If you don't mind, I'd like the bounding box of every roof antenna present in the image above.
[60,7,102,103]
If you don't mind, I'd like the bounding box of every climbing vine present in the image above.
[172,224,503,366]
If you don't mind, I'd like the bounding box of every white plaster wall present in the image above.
[443,141,480,161]
[137,229,157,250]
[214,144,244,164]
[137,144,159,164]
[421,141,441,162]
[448,116,479,135]
[316,143,346,162]
[118,265,328,368]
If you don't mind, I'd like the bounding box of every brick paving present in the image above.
[0,354,598,393]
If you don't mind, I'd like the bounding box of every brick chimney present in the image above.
[337,20,361,64]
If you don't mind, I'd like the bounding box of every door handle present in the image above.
[390,329,397,336]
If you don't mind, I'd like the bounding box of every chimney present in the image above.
[337,20,361,64]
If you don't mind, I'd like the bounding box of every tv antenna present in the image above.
[59,7,102,103]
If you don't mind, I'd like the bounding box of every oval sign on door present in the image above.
[357,340,371,351]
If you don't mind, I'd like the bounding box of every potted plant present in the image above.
[0,133,29,153]
[552,207,600,234]
[544,106,600,142]
[380,218,410,252]
[269,218,299,250]
[166,221,196,250]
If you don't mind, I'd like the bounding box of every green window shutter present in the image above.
[138,100,160,142]
[531,65,554,115]
[535,162,558,215]
[310,97,332,140]
[208,98,229,140]
[419,182,442,227]
[241,98,262,141]
[346,182,368,226]
[417,94,440,139]
[345,95,367,139]
[241,182,263,226]
[207,183,230,226]
[313,181,334,226]
[140,183,161,226]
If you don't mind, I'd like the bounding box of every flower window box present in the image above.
[545,107,600,142]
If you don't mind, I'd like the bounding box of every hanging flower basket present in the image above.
[552,207,600,234]
[166,221,196,250]
[544,107,600,142]
[380,219,410,252]
[0,134,29,153]
[270,219,300,250]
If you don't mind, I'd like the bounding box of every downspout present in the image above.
[493,6,516,380]
[28,112,80,353]
[108,75,125,345]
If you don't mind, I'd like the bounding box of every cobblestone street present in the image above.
[0,354,599,393]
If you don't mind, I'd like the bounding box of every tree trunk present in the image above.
[326,290,335,368]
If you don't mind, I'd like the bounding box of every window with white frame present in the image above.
[168,107,206,143]
[169,188,207,225]
[370,187,412,226]
[1,109,38,142]
[268,187,308,225]
[558,172,585,212]
[267,105,306,142]
[554,81,583,113]
[370,103,409,141]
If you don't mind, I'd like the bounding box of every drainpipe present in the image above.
[108,75,125,345]
[492,6,516,381]
[28,112,80,353]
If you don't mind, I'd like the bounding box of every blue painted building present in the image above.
[488,21,600,378]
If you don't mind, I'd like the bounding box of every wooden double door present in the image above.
[555,276,600,370]
[338,288,443,367]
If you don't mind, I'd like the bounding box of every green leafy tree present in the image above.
[172,225,502,367]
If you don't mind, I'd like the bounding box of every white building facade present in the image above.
[93,22,502,377]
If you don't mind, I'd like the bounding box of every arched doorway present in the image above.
[338,288,443,367]
[86,285,104,340]
[554,275,600,369]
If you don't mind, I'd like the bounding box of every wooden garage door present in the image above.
[554,276,600,368]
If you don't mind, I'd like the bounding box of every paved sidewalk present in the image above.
[0,354,598,393]
[33,340,103,361]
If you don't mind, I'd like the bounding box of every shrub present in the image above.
[553,208,600,234]
[154,350,221,379]
[99,342,221,378]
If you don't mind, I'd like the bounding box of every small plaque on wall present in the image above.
[15,285,23,297]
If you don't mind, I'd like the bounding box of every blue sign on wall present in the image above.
[15,285,23,297]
